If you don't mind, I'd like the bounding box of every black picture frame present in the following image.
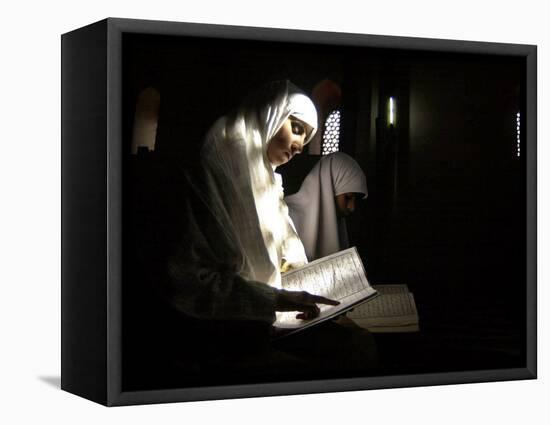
[61,17,537,406]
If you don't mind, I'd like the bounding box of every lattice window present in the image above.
[516,112,521,158]
[322,110,341,155]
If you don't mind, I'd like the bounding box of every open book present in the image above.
[346,284,419,332]
[274,247,377,336]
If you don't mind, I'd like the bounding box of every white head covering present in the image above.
[284,152,367,261]
[193,80,317,289]
[286,93,318,144]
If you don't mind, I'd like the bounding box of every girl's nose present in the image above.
[291,143,302,154]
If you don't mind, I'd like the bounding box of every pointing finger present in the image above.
[308,294,340,306]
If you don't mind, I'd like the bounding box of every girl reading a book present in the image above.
[128,81,377,390]
[166,80,339,327]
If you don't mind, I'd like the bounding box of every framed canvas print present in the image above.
[61,18,537,406]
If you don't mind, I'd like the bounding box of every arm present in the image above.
[167,255,278,323]
[167,254,339,324]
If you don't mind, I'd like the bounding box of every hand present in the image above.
[274,289,340,320]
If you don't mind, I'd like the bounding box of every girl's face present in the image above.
[267,117,310,166]
[335,193,361,217]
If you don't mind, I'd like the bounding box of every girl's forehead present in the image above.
[288,115,314,135]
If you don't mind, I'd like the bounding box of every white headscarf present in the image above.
[284,152,367,261]
[194,80,317,289]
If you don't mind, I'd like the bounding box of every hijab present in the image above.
[184,80,318,290]
[284,152,367,260]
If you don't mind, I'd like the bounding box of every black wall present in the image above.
[122,34,527,385]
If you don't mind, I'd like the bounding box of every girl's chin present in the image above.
[271,156,288,167]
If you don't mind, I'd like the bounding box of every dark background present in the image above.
[121,33,526,390]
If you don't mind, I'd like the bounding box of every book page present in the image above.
[274,247,377,332]
[347,284,418,328]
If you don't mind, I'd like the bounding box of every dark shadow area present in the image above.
[120,33,527,391]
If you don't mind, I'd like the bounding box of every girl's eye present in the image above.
[292,121,305,135]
